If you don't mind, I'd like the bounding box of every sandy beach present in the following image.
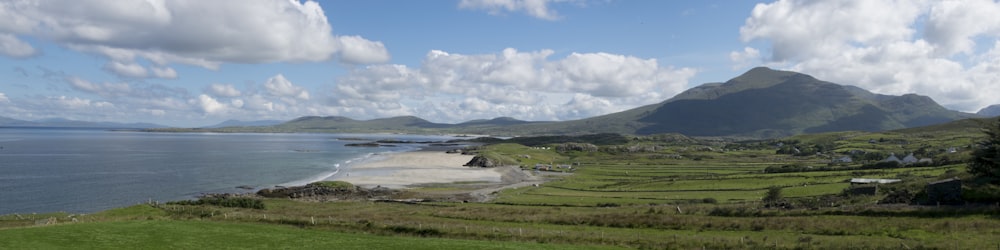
[334,151,503,189]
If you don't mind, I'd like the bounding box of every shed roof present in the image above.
[850,178,902,184]
[928,177,960,185]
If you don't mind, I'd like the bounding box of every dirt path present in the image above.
[466,166,546,202]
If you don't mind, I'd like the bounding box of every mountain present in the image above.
[267,115,545,134]
[274,116,449,132]
[457,117,535,127]
[635,67,972,136]
[977,104,1000,117]
[204,119,285,128]
[502,67,973,137]
[220,67,974,138]
[0,116,34,126]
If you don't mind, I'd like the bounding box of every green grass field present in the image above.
[0,220,615,250]
[2,126,999,249]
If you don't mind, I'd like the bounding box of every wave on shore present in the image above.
[276,150,403,188]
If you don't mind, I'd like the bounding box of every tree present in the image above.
[969,117,1000,181]
[763,186,783,207]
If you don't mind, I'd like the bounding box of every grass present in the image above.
[2,126,999,249]
[308,180,355,189]
[0,220,612,250]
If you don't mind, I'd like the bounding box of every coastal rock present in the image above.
[256,182,398,200]
[556,142,598,153]
[344,142,397,147]
[464,155,497,168]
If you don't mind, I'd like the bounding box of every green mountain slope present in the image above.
[520,67,971,137]
[977,104,1000,117]
[274,116,448,132]
[229,67,973,138]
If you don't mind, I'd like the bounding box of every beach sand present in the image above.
[334,151,501,189]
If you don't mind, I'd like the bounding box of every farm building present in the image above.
[926,178,962,204]
[848,178,901,195]
[882,153,902,163]
[902,153,919,164]
[832,156,853,163]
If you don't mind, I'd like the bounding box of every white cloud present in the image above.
[67,77,132,97]
[51,96,113,110]
[103,61,148,78]
[337,35,391,64]
[0,34,36,58]
[0,0,390,78]
[549,52,693,97]
[197,94,227,114]
[458,0,578,20]
[207,84,242,98]
[740,0,925,62]
[141,108,166,116]
[328,48,696,122]
[5,72,339,125]
[729,47,761,70]
[925,0,1000,56]
[735,0,1000,112]
[264,74,310,100]
[150,66,177,79]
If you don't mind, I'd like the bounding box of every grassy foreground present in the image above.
[0,219,606,250]
[3,124,1000,249]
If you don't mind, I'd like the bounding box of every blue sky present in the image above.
[1,0,999,127]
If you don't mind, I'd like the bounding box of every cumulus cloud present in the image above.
[337,36,391,64]
[729,47,761,70]
[734,0,1000,112]
[67,77,132,97]
[197,94,227,114]
[925,0,1000,56]
[0,0,390,78]
[329,48,696,122]
[264,74,310,100]
[206,84,242,98]
[458,0,578,20]
[150,67,177,79]
[103,61,148,78]
[4,72,331,125]
[50,96,114,110]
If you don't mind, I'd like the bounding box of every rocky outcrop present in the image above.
[256,182,397,200]
[464,155,498,168]
[345,142,397,147]
[556,142,598,152]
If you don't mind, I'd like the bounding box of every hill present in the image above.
[272,116,449,133]
[158,67,974,138]
[0,116,34,126]
[203,119,285,128]
[266,115,544,134]
[977,104,1000,117]
[503,67,972,137]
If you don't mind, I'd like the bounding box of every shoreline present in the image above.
[323,148,549,202]
[330,150,496,189]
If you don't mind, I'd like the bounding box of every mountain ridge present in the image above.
[158,67,976,138]
[977,104,1000,117]
[203,119,285,128]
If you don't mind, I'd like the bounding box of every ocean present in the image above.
[0,127,459,214]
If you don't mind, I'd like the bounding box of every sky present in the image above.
[1,0,999,127]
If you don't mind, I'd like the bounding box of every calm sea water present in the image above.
[0,128,457,214]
